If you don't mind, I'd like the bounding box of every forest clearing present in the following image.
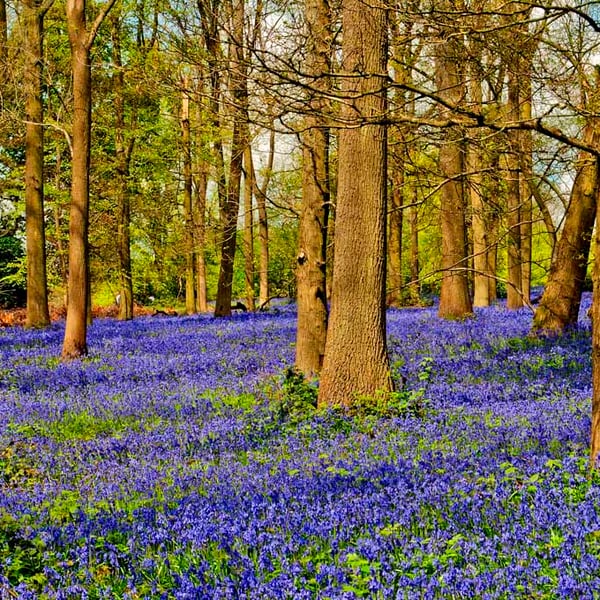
[0,298,598,598]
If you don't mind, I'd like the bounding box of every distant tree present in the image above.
[62,0,116,359]
[318,0,393,406]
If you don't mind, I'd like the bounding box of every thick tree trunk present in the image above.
[112,15,134,321]
[295,0,330,376]
[532,119,599,335]
[24,0,50,328]
[181,81,196,315]
[318,0,392,407]
[436,23,472,319]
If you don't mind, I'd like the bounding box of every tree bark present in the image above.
[24,0,50,328]
[590,149,600,468]
[436,18,472,320]
[408,195,420,304]
[387,164,404,307]
[318,0,392,407]
[214,0,247,317]
[181,78,196,315]
[243,145,255,310]
[532,118,599,335]
[295,0,330,376]
[62,0,116,359]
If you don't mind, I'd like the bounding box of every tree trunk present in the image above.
[254,126,273,307]
[112,14,134,321]
[193,166,208,312]
[408,196,420,304]
[243,145,255,310]
[62,0,116,359]
[295,0,330,376]
[436,21,472,320]
[318,0,392,407]
[214,0,247,317]
[590,153,600,468]
[0,0,6,67]
[387,159,404,307]
[24,0,50,328]
[181,79,196,315]
[532,118,599,335]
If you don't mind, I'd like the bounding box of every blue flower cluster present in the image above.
[0,298,599,598]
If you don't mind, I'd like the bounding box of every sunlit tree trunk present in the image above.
[181,78,196,315]
[532,117,599,334]
[318,0,392,406]
[295,0,330,376]
[436,15,472,320]
[243,145,255,310]
[62,0,116,359]
[193,115,209,312]
[24,0,50,328]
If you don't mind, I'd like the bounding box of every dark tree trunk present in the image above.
[24,0,50,328]
[214,0,247,317]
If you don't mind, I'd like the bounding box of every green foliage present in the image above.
[0,235,26,308]
[279,367,318,423]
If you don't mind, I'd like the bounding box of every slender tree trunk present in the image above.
[408,196,420,304]
[181,78,196,315]
[295,0,330,376]
[24,0,50,328]
[193,166,208,312]
[318,0,392,407]
[112,14,134,321]
[214,0,247,317]
[254,126,273,307]
[243,146,255,310]
[532,118,599,335]
[436,19,472,319]
[387,164,404,307]
[62,0,116,359]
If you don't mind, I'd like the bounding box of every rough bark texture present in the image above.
[24,0,50,328]
[317,0,393,407]
[295,0,330,376]
[532,119,599,335]
[193,158,209,313]
[436,21,473,320]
